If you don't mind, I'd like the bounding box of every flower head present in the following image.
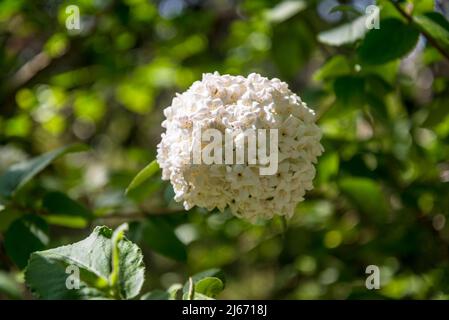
[157,72,323,222]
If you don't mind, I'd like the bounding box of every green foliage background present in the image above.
[1,0,449,299]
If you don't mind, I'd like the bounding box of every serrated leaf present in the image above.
[141,217,187,261]
[358,18,419,65]
[5,215,49,269]
[318,14,368,46]
[0,144,88,198]
[125,160,160,195]
[25,225,145,300]
[42,192,93,228]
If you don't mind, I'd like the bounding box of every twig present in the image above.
[9,198,185,224]
[9,52,51,90]
[389,0,449,62]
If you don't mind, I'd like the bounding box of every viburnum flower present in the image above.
[157,72,323,222]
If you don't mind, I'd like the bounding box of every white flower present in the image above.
[157,72,323,222]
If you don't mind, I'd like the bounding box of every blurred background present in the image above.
[1,0,449,299]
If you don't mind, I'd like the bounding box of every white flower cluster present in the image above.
[157,72,323,222]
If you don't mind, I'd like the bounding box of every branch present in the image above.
[9,199,185,224]
[9,52,51,90]
[390,0,449,62]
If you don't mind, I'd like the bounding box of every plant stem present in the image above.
[389,0,449,61]
[187,277,195,300]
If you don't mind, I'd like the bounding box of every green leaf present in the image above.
[359,60,399,84]
[194,277,224,298]
[42,192,93,228]
[339,177,389,219]
[318,14,368,46]
[411,0,435,14]
[182,268,224,295]
[413,12,449,52]
[358,18,419,65]
[140,283,182,300]
[272,23,312,78]
[423,96,449,128]
[182,277,212,300]
[25,225,145,299]
[333,75,366,106]
[364,74,394,96]
[141,217,187,261]
[4,215,49,269]
[126,177,162,203]
[125,160,160,195]
[317,152,340,184]
[167,283,183,299]
[140,290,170,300]
[181,277,214,300]
[115,228,145,299]
[0,144,88,198]
[184,292,214,300]
[109,223,128,292]
[265,0,306,23]
[313,55,352,82]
